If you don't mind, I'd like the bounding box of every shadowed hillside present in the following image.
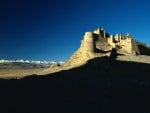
[138,44,150,55]
[0,55,150,113]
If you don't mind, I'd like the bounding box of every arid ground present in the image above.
[0,56,150,113]
[0,55,150,79]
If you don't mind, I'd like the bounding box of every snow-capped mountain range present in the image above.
[0,59,64,65]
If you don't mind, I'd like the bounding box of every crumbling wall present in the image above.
[107,34,139,54]
[118,38,133,54]
[82,32,95,53]
[65,27,149,67]
[107,36,115,48]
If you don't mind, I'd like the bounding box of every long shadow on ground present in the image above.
[0,56,150,113]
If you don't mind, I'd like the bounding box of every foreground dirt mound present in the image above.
[0,56,150,113]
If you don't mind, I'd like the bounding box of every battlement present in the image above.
[81,27,140,55]
[93,28,132,42]
[67,27,147,66]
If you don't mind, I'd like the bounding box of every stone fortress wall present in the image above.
[81,32,95,53]
[66,27,144,66]
[82,27,140,55]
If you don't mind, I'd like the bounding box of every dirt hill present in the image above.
[0,55,150,113]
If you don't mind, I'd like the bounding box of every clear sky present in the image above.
[0,0,150,61]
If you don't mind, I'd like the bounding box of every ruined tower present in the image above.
[82,32,95,52]
[66,27,144,66]
[93,27,106,38]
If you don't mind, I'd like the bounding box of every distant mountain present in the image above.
[0,59,55,64]
[0,59,65,69]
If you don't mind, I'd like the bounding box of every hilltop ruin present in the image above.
[66,27,150,66]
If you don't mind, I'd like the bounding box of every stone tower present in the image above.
[81,32,95,53]
[65,27,143,66]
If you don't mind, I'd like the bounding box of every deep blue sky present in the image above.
[0,0,150,61]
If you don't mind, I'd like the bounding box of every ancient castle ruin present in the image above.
[82,27,140,55]
[65,27,149,66]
